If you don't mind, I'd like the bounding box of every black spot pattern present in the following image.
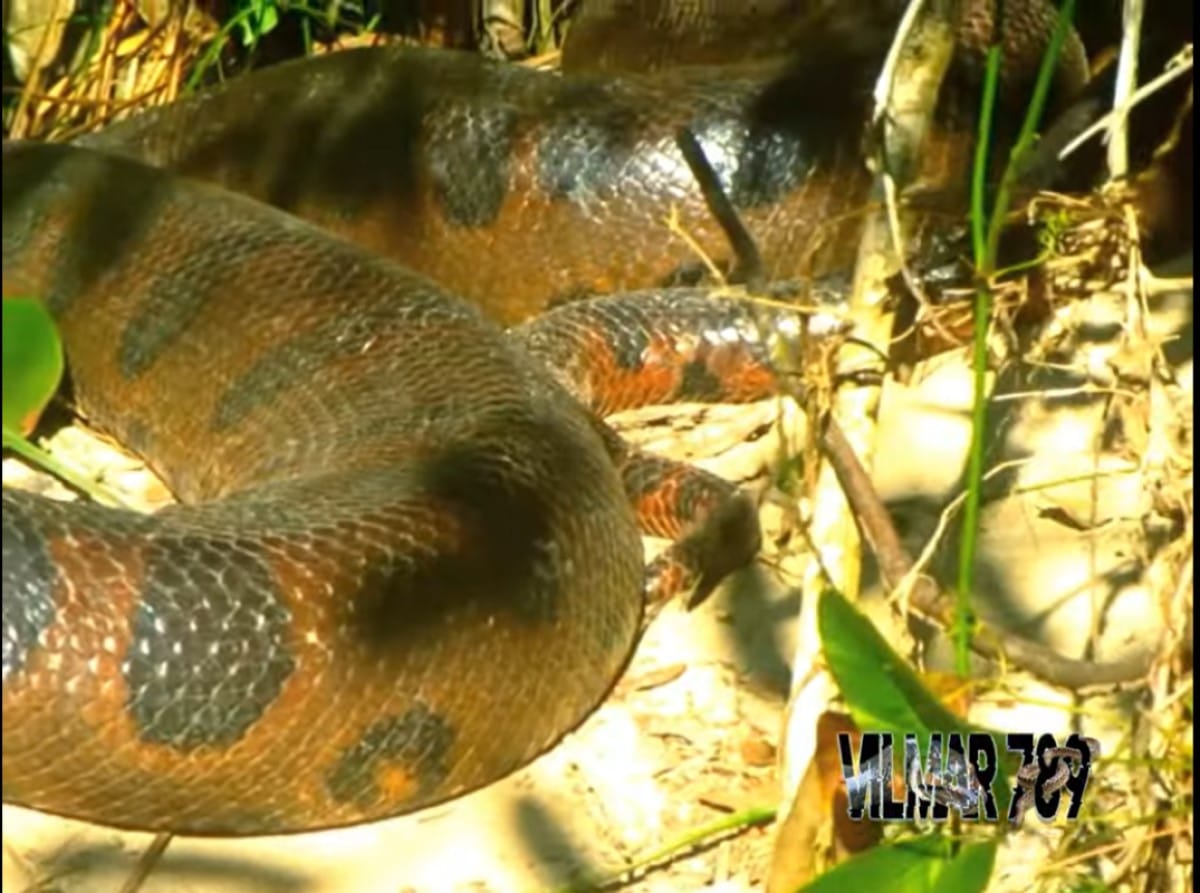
[325,706,455,809]
[344,435,570,648]
[686,116,801,209]
[2,145,171,317]
[1,492,59,682]
[118,223,284,379]
[124,535,295,749]
[211,297,456,432]
[535,82,640,201]
[595,300,653,371]
[513,289,804,415]
[678,355,727,402]
[426,102,517,227]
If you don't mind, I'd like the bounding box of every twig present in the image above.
[663,207,726,284]
[1107,0,1146,179]
[553,807,775,892]
[870,0,930,128]
[117,833,173,893]
[819,416,1155,688]
[1058,44,1193,161]
[770,6,955,891]
[674,127,766,289]
[2,428,133,509]
[869,0,956,337]
[870,0,956,333]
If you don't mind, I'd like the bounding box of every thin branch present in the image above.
[1107,0,1146,178]
[1058,44,1194,161]
[870,0,930,127]
[674,127,766,290]
[117,833,173,893]
[819,416,1155,688]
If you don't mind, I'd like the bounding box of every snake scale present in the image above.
[1,1,1084,835]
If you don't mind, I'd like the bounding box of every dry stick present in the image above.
[674,127,766,290]
[1107,0,1145,180]
[8,2,66,138]
[1057,44,1193,161]
[871,0,957,327]
[117,831,173,893]
[819,416,1154,688]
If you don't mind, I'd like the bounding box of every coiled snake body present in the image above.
[2,4,1084,836]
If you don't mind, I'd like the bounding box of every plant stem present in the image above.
[957,0,1078,676]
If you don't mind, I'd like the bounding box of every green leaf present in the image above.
[236,0,280,47]
[819,589,964,735]
[796,836,997,893]
[256,2,280,37]
[3,297,63,435]
[1064,880,1116,893]
[819,589,1017,819]
[1,298,136,508]
[934,839,998,892]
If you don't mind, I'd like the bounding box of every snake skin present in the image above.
[3,1,1087,836]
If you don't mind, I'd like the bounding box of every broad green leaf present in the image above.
[932,839,998,892]
[3,297,63,435]
[796,836,997,893]
[1,297,125,506]
[819,589,964,735]
[819,589,1017,818]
